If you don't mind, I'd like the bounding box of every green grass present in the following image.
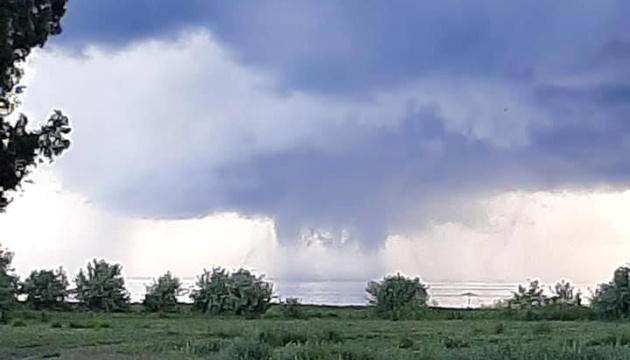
[2,309,630,359]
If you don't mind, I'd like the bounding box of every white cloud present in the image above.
[383,189,630,285]
[0,171,129,278]
[3,171,629,294]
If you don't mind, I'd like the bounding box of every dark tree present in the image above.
[74,259,130,312]
[0,245,18,324]
[366,273,429,320]
[0,0,71,211]
[591,267,630,319]
[190,267,274,317]
[143,271,182,313]
[20,267,69,310]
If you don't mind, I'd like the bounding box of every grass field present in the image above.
[3,308,630,360]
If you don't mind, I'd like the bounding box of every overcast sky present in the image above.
[2,1,630,287]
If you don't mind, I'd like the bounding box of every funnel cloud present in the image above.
[19,0,630,251]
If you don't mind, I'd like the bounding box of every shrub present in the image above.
[279,297,307,319]
[99,322,111,328]
[549,280,582,306]
[19,267,69,310]
[222,338,271,360]
[190,267,273,316]
[50,322,63,328]
[534,304,593,321]
[366,273,428,320]
[143,271,182,313]
[74,259,130,312]
[507,279,547,308]
[592,266,630,319]
[494,322,505,334]
[0,245,18,324]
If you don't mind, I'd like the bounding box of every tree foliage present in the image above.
[143,271,182,313]
[0,245,17,323]
[550,280,581,306]
[508,280,547,308]
[190,267,274,317]
[0,0,71,211]
[591,266,630,319]
[19,267,68,310]
[74,259,130,312]
[366,273,429,320]
[507,279,582,309]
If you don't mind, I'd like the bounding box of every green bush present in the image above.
[279,297,307,319]
[366,273,428,320]
[74,259,130,312]
[143,271,182,313]
[494,322,505,334]
[0,245,17,324]
[190,267,273,317]
[12,319,26,327]
[535,304,593,321]
[592,267,630,319]
[19,267,69,311]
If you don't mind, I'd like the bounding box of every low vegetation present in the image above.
[190,267,274,317]
[143,271,182,313]
[19,267,70,310]
[3,244,630,358]
[74,259,131,312]
[3,310,630,359]
[366,272,429,320]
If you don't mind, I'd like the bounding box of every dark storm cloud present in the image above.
[50,0,630,247]
[58,0,625,93]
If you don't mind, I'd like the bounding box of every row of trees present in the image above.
[5,243,630,322]
[0,244,275,321]
[505,279,582,308]
[364,269,630,320]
